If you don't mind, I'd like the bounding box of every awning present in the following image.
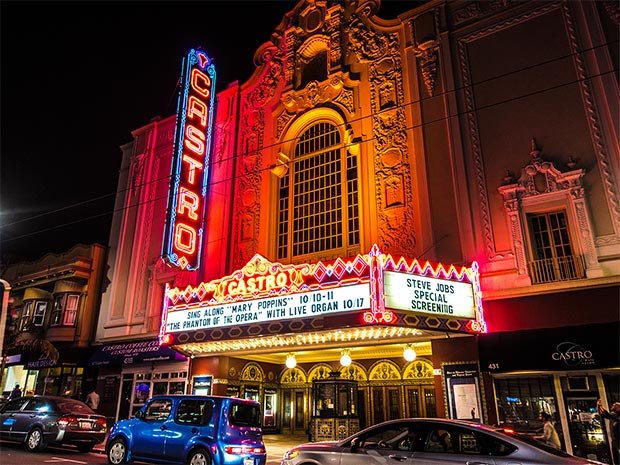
[478,323,620,373]
[88,339,187,366]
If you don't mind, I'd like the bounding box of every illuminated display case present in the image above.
[310,372,359,442]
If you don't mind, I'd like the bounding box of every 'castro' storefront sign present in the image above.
[159,245,486,344]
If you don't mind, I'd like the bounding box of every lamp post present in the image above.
[0,279,12,393]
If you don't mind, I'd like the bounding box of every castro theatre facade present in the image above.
[159,246,486,437]
[93,0,619,457]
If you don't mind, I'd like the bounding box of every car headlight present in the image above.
[283,449,299,460]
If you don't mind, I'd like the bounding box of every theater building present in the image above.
[93,0,619,460]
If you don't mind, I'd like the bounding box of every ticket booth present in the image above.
[309,372,359,442]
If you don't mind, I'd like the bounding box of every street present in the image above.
[0,435,300,465]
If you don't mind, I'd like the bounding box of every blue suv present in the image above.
[106,395,266,465]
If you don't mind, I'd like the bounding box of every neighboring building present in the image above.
[0,244,106,403]
[94,0,619,461]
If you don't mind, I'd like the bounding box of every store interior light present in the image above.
[403,344,417,362]
[285,353,297,369]
[340,349,352,367]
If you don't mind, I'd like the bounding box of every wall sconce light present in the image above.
[285,353,297,369]
[403,344,417,362]
[271,152,290,178]
[340,349,352,367]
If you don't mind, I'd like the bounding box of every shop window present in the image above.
[494,376,558,434]
[277,121,360,262]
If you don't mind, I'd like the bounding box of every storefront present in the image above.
[89,339,188,421]
[479,323,620,462]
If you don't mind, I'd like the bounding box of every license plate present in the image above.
[243,458,254,465]
[79,421,92,430]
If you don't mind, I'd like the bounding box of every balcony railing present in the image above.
[528,254,586,284]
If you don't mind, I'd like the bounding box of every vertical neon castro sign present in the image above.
[162,49,216,270]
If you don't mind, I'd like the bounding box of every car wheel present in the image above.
[187,448,210,465]
[77,443,95,452]
[25,427,46,452]
[107,438,128,464]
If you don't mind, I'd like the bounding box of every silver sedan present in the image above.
[280,418,604,465]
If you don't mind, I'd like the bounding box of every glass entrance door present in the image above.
[565,396,610,462]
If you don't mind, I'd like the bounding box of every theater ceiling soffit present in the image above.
[174,326,468,364]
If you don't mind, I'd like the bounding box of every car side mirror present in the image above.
[351,437,360,452]
[135,410,144,420]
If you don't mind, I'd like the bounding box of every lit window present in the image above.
[277,122,360,261]
[63,294,79,326]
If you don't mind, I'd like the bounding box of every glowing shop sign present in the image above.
[383,270,475,319]
[162,49,216,270]
[164,283,370,332]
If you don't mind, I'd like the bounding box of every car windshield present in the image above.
[229,402,261,428]
[498,429,573,457]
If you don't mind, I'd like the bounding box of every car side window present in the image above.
[24,398,53,413]
[144,399,172,421]
[176,399,211,426]
[359,424,413,450]
[425,427,455,453]
[2,398,29,412]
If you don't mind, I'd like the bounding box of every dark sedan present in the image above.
[0,395,107,452]
[280,418,604,465]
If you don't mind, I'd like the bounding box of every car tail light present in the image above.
[96,418,107,430]
[224,446,265,455]
[502,427,516,434]
[57,416,79,427]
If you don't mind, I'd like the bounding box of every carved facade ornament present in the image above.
[308,364,334,381]
[345,17,389,62]
[130,153,146,195]
[413,40,439,97]
[281,367,308,385]
[240,362,265,382]
[368,360,401,381]
[403,359,434,379]
[282,76,345,113]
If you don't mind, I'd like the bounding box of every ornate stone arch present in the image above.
[339,362,368,381]
[308,363,335,382]
[280,367,308,386]
[403,358,434,380]
[239,362,265,382]
[368,360,402,381]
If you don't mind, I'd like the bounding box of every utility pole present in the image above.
[0,279,11,393]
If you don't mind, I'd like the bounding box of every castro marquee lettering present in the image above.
[162,49,216,270]
[552,342,595,366]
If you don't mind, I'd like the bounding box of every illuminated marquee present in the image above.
[162,49,216,270]
[159,245,487,344]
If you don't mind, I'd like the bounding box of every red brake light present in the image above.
[502,427,516,434]
[224,446,265,455]
[57,416,78,427]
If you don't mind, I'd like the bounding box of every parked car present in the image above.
[106,394,266,465]
[0,395,107,452]
[280,418,605,465]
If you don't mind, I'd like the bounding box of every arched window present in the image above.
[277,121,359,261]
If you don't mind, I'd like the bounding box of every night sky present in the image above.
[0,1,411,264]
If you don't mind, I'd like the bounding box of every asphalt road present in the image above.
[0,434,307,465]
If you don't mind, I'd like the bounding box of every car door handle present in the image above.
[466,462,492,465]
[160,425,167,431]
[388,454,409,462]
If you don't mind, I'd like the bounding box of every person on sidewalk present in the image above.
[8,383,22,400]
[85,387,100,411]
[534,411,561,449]
[598,399,620,465]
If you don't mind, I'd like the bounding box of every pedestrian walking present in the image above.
[8,383,22,400]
